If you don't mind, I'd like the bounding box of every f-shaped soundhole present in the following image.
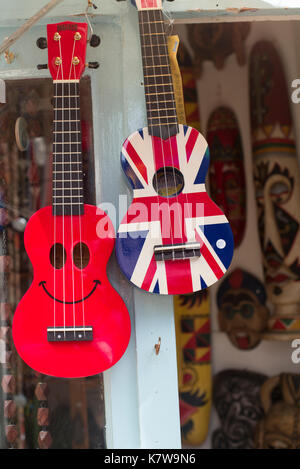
[73,242,90,269]
[50,243,66,270]
[153,167,185,198]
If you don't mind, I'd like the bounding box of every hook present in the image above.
[163,9,175,37]
[154,337,161,356]
[85,0,98,41]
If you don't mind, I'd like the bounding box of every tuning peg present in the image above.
[89,34,101,47]
[36,37,47,49]
[87,61,99,69]
[37,64,48,70]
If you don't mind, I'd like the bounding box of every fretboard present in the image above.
[139,9,179,139]
[52,81,84,216]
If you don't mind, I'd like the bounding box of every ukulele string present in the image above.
[69,36,77,338]
[145,2,185,256]
[58,36,66,337]
[53,65,61,336]
[156,7,196,259]
[139,8,162,263]
[73,69,86,336]
[151,6,186,250]
[143,3,176,262]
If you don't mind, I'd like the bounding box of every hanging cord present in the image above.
[0,0,64,57]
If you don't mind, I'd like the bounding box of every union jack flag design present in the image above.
[116,124,234,295]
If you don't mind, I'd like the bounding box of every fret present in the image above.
[54,141,81,145]
[144,82,173,87]
[54,160,81,164]
[148,115,176,119]
[54,194,83,199]
[53,107,80,111]
[145,91,175,97]
[53,170,82,174]
[148,107,177,114]
[54,120,80,122]
[54,131,81,134]
[54,151,81,155]
[141,32,164,36]
[143,64,170,70]
[54,95,80,98]
[53,202,84,206]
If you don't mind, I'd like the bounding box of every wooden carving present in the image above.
[256,374,300,449]
[187,23,251,76]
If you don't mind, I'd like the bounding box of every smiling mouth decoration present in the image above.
[39,280,101,304]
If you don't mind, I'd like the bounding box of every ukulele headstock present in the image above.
[47,22,88,81]
[132,0,163,10]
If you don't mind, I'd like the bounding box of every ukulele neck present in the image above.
[52,80,84,216]
[138,8,179,139]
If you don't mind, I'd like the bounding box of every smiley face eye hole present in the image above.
[50,243,66,269]
[73,243,90,269]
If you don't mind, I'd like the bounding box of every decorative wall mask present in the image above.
[249,41,300,339]
[217,269,269,350]
[207,107,246,247]
[174,291,211,446]
[255,373,300,449]
[212,369,267,449]
[187,23,251,76]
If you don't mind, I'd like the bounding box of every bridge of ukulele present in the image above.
[154,242,201,261]
[47,326,93,342]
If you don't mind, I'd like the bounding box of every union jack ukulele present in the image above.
[12,22,131,378]
[116,0,234,295]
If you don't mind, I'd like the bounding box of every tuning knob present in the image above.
[90,34,101,47]
[87,61,99,69]
[37,64,48,70]
[36,37,47,49]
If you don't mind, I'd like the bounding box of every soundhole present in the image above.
[50,243,66,270]
[153,167,184,198]
[73,242,90,269]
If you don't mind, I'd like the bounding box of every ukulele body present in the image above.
[116,125,234,295]
[13,204,131,378]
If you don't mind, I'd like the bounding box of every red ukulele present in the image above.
[12,21,131,378]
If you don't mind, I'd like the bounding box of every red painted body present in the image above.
[12,205,131,378]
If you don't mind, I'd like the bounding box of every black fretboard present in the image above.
[52,81,84,216]
[138,9,179,140]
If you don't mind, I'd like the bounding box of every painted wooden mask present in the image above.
[212,369,266,449]
[250,41,300,336]
[207,107,246,247]
[217,269,269,350]
[256,373,300,449]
